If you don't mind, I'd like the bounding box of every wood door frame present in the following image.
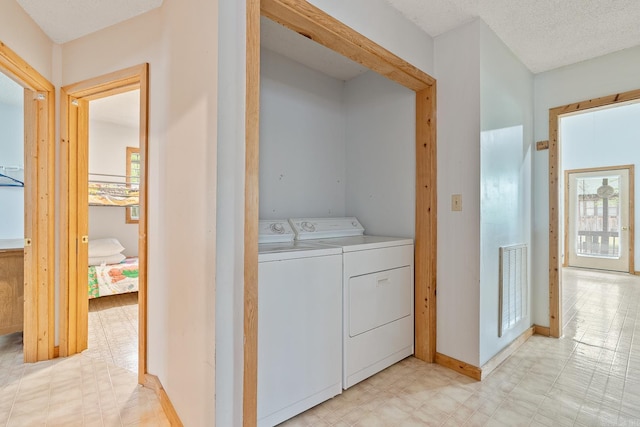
[60,64,149,383]
[563,165,634,272]
[0,40,55,362]
[245,1,437,424]
[549,89,640,338]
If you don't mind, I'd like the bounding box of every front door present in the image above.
[567,167,632,272]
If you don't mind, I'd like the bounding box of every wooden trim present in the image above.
[563,168,569,268]
[260,0,434,91]
[245,2,438,422]
[144,374,184,426]
[61,65,145,99]
[0,41,54,92]
[533,324,550,336]
[0,40,55,362]
[549,90,640,338]
[414,86,437,362]
[549,107,561,338]
[244,0,261,425]
[435,353,481,381]
[23,89,38,361]
[60,65,150,382]
[536,140,549,151]
[77,99,90,351]
[630,166,635,274]
[137,65,150,384]
[480,327,534,380]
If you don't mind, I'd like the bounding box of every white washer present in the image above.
[257,220,342,427]
[289,217,415,389]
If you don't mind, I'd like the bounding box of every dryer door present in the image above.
[349,266,412,337]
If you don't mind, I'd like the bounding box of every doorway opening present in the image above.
[0,41,55,362]
[60,64,149,383]
[82,89,142,373]
[0,70,26,361]
[549,91,640,337]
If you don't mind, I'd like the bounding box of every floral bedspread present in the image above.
[88,257,139,299]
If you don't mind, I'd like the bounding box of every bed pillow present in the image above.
[88,238,125,257]
[89,253,126,266]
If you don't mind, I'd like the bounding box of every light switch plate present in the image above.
[451,194,462,211]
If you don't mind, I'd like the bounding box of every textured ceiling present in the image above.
[16,0,163,43]
[384,0,640,73]
[12,0,640,72]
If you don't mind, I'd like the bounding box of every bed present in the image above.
[88,257,139,299]
[88,173,139,207]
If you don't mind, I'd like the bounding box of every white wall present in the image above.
[0,101,24,239]
[560,102,640,268]
[88,119,139,257]
[532,46,640,327]
[259,48,346,219]
[62,0,219,423]
[259,47,416,238]
[216,0,246,425]
[434,20,482,366]
[434,20,534,367]
[344,71,415,238]
[478,23,533,365]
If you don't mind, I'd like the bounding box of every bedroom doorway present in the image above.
[84,90,141,373]
[60,64,149,383]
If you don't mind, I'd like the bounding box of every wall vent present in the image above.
[499,244,528,337]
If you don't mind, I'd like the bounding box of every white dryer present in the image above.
[257,220,342,427]
[289,217,414,389]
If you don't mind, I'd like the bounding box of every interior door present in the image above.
[567,167,631,272]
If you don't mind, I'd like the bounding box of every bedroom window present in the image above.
[126,146,140,224]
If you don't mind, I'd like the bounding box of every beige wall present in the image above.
[0,0,53,81]
[62,1,218,424]
[1,0,218,424]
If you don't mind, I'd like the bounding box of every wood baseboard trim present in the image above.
[435,352,481,381]
[634,271,640,276]
[53,346,59,358]
[533,324,551,337]
[144,374,183,426]
[480,327,534,380]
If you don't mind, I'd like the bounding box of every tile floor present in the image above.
[86,292,139,373]
[0,292,169,426]
[1,268,639,426]
[281,268,640,426]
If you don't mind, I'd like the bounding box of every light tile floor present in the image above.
[282,268,640,426]
[86,292,139,373]
[0,292,169,426]
[2,268,639,426]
